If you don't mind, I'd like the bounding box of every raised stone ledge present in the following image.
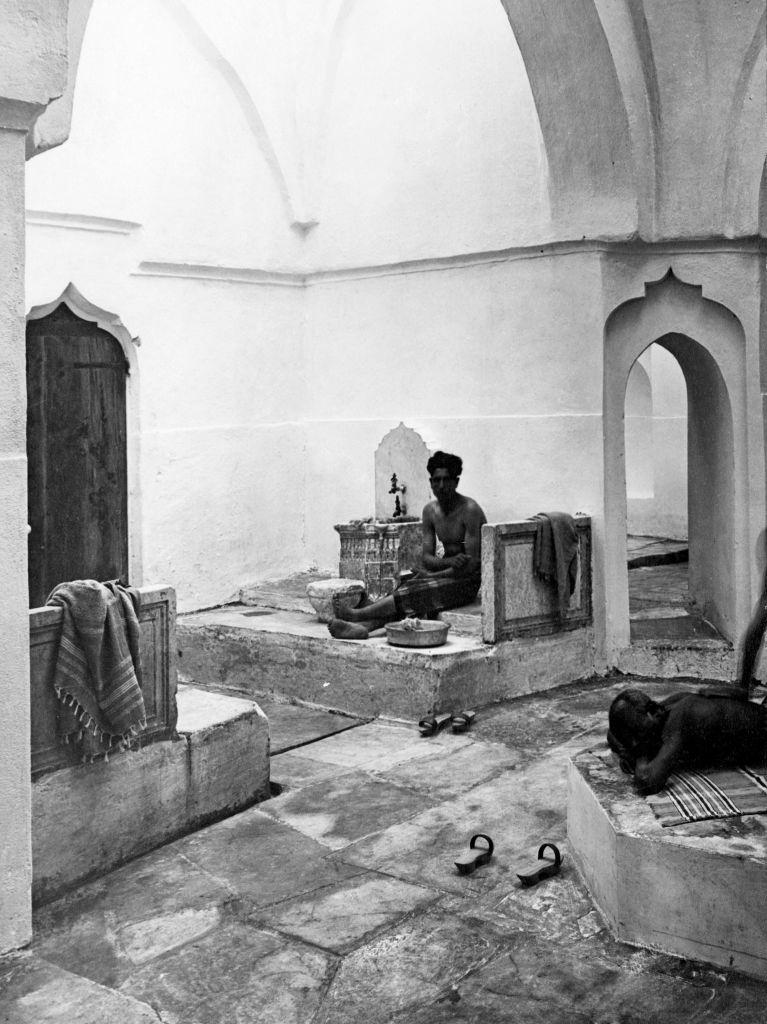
[177,605,596,719]
[32,685,269,905]
[567,748,767,981]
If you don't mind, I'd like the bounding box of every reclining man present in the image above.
[608,561,767,794]
[329,450,487,640]
[607,687,767,794]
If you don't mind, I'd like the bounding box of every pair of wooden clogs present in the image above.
[418,710,475,736]
[454,834,563,886]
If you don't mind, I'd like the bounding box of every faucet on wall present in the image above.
[389,473,406,518]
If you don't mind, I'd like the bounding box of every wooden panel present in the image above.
[27,303,129,608]
[30,585,178,778]
[481,516,592,642]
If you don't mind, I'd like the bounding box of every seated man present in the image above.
[329,450,487,640]
[607,687,767,794]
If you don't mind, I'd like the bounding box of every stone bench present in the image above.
[32,685,270,904]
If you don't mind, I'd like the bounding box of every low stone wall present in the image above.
[32,686,270,904]
[481,517,592,643]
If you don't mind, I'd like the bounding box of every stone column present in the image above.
[0,0,76,954]
[0,121,35,952]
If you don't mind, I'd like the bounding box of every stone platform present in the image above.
[177,604,596,719]
[32,685,270,904]
[567,747,767,980]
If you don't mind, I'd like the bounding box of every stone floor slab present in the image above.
[334,735,593,895]
[120,920,335,1024]
[315,910,501,1024]
[22,674,767,1023]
[33,842,233,987]
[171,805,364,907]
[255,699,367,754]
[269,750,357,790]
[257,770,439,849]
[292,720,471,770]
[372,739,520,799]
[256,871,438,953]
[0,955,158,1024]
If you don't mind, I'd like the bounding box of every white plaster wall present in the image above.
[648,344,688,539]
[306,0,549,265]
[626,344,688,539]
[625,355,653,501]
[304,253,606,572]
[19,0,767,652]
[25,0,303,269]
[24,230,308,612]
[24,0,552,611]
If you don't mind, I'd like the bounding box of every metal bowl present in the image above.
[385,620,450,648]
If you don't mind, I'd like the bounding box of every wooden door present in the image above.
[27,303,129,607]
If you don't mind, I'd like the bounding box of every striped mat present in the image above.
[647,765,767,826]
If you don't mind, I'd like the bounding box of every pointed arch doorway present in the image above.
[604,270,754,657]
[26,285,140,607]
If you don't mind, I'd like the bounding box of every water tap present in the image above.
[389,473,406,517]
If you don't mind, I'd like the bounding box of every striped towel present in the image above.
[47,579,146,762]
[647,765,767,826]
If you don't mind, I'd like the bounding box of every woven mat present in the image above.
[647,765,767,826]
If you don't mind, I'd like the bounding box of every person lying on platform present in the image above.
[328,450,487,640]
[606,686,767,795]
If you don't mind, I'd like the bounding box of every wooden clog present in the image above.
[454,833,494,875]
[516,842,562,886]
[418,712,451,737]
[451,710,476,733]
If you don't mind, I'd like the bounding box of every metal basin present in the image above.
[385,619,450,648]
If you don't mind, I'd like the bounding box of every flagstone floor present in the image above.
[3,675,766,1023]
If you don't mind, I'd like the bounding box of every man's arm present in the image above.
[633,732,684,794]
[449,501,486,577]
[420,505,444,573]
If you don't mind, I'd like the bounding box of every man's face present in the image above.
[430,468,458,504]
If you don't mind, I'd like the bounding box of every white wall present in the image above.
[21,0,767,654]
[305,0,549,266]
[24,0,552,610]
[303,252,606,569]
[626,344,688,539]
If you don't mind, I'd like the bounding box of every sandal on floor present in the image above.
[418,712,451,737]
[516,842,562,886]
[454,833,494,875]
[451,710,476,733]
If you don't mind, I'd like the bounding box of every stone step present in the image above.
[614,637,735,680]
[32,685,269,904]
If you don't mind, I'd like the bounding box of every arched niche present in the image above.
[26,284,142,596]
[604,270,750,649]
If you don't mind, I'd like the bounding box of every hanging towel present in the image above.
[533,512,579,617]
[46,579,146,761]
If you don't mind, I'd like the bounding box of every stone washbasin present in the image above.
[306,578,365,623]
